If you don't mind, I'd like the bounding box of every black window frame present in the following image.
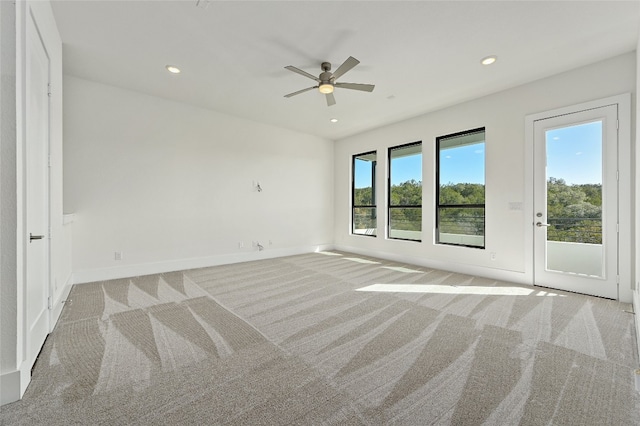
[351,150,377,237]
[388,141,422,242]
[436,127,486,249]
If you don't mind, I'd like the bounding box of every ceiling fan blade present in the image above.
[284,86,318,98]
[326,92,336,106]
[335,82,375,92]
[332,56,360,80]
[284,65,321,82]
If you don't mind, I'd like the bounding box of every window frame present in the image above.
[387,141,422,242]
[351,150,377,237]
[435,127,486,249]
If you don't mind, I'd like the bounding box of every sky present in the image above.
[354,159,375,188]
[391,155,423,185]
[354,144,484,188]
[439,143,484,184]
[546,121,602,185]
[354,121,602,188]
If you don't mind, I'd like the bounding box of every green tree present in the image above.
[390,180,422,232]
[546,177,601,244]
[438,182,485,236]
[577,183,602,206]
[390,179,422,206]
[547,177,586,217]
[353,186,375,231]
[354,187,373,206]
[439,183,485,205]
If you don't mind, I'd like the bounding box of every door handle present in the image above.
[29,233,44,242]
[536,222,551,227]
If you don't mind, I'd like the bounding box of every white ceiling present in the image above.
[51,1,639,140]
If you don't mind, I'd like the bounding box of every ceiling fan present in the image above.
[284,56,375,106]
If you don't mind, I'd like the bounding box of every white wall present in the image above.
[1,0,70,405]
[0,0,18,379]
[334,53,635,292]
[64,76,334,283]
[635,25,640,363]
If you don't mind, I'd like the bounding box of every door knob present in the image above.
[29,233,44,242]
[536,222,551,227]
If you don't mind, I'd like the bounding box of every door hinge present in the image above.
[616,275,620,284]
[47,83,52,97]
[47,296,52,310]
[616,119,619,130]
[48,154,52,168]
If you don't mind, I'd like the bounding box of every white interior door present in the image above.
[533,104,618,299]
[25,12,51,370]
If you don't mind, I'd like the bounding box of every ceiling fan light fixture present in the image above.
[481,55,497,66]
[166,65,181,74]
[318,83,334,94]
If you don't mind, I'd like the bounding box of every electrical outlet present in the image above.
[115,251,123,261]
[490,252,497,261]
[238,241,244,248]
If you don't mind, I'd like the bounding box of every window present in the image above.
[436,128,485,248]
[388,142,422,241]
[352,151,377,236]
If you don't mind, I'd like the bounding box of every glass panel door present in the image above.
[545,121,603,276]
[533,105,618,299]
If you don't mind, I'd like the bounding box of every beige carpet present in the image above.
[1,251,638,425]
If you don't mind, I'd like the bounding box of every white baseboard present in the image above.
[73,244,334,284]
[0,369,22,406]
[333,244,531,287]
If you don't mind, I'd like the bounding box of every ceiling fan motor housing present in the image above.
[319,71,334,85]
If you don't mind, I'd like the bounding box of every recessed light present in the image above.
[166,65,181,74]
[481,56,497,66]
[330,118,338,123]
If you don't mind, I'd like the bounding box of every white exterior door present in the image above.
[25,11,51,371]
[533,104,618,299]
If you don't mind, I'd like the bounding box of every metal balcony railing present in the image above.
[357,211,602,245]
[547,217,602,244]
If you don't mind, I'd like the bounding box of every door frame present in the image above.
[524,94,631,301]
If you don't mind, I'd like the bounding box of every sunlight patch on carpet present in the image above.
[356,284,566,297]
[316,251,343,256]
[343,257,381,264]
[381,266,422,274]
